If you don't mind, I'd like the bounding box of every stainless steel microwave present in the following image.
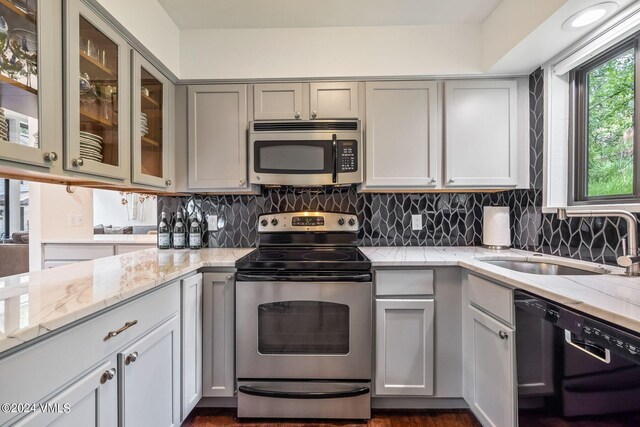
[248,120,362,187]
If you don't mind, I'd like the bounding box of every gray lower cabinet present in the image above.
[13,358,118,427]
[202,272,236,397]
[375,298,435,396]
[463,273,516,427]
[187,85,251,192]
[119,314,181,427]
[181,273,203,420]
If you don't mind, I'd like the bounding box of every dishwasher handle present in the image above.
[565,330,611,363]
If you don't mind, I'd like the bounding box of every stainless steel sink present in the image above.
[483,260,610,275]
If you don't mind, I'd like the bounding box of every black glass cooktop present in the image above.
[235,246,371,271]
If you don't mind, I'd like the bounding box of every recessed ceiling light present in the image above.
[562,2,618,31]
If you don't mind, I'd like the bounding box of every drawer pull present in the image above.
[104,320,138,341]
[498,330,509,340]
[100,368,116,384]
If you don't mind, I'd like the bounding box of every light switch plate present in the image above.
[207,215,219,231]
[411,214,423,231]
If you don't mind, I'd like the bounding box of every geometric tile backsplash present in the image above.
[158,68,639,266]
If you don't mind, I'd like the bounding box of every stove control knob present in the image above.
[271,218,279,226]
[338,218,345,226]
[348,218,356,226]
[260,218,268,227]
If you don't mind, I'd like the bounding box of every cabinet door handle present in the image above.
[447,178,455,184]
[72,158,84,167]
[104,320,138,341]
[125,351,139,365]
[165,179,172,186]
[43,152,58,162]
[294,111,301,119]
[498,330,509,340]
[430,178,436,184]
[311,110,317,119]
[100,368,117,384]
[226,274,233,281]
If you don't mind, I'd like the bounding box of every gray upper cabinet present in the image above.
[309,82,359,119]
[444,80,518,188]
[188,84,251,192]
[0,0,61,170]
[364,81,440,189]
[131,51,174,190]
[253,82,359,120]
[64,0,131,181]
[253,83,304,120]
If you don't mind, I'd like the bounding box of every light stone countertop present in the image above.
[0,248,253,355]
[41,235,157,244]
[2,245,640,357]
[360,246,640,334]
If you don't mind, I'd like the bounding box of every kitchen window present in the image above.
[571,34,639,204]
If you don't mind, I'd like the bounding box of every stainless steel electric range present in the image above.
[234,211,372,420]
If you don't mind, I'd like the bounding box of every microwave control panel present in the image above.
[338,140,358,173]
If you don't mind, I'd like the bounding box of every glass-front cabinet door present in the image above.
[65,0,129,180]
[0,0,59,168]
[131,51,172,188]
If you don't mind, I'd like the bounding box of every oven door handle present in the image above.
[238,385,369,400]
[235,273,372,282]
[332,133,338,183]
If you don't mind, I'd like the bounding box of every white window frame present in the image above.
[543,3,640,212]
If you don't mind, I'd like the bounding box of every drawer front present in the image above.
[0,281,179,426]
[375,270,434,296]
[115,245,155,255]
[44,244,115,260]
[467,273,513,325]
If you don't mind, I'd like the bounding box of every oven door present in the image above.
[236,279,372,380]
[249,132,361,186]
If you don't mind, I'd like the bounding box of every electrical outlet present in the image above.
[411,214,423,231]
[76,215,84,226]
[68,214,77,226]
[207,215,219,231]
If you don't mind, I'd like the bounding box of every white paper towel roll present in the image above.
[483,206,511,248]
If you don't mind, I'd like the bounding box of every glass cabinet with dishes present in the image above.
[65,0,129,180]
[0,0,59,168]
[131,51,172,189]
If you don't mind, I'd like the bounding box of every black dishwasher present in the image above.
[515,290,640,426]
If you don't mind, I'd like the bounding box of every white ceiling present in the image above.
[157,0,503,30]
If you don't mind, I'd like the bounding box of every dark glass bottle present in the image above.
[189,214,202,249]
[173,211,186,249]
[158,212,170,249]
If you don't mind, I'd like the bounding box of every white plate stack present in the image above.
[79,131,103,162]
[141,112,148,137]
[0,109,7,142]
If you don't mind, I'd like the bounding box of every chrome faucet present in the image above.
[557,209,640,276]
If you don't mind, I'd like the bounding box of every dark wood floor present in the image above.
[183,409,482,427]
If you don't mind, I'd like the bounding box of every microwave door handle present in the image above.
[332,134,338,183]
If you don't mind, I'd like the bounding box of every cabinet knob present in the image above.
[72,158,84,167]
[294,111,301,119]
[430,178,436,184]
[100,368,116,384]
[498,331,509,340]
[447,178,455,184]
[165,179,172,186]
[239,179,245,185]
[126,351,139,365]
[43,152,58,162]
[311,110,317,119]
[226,275,233,281]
